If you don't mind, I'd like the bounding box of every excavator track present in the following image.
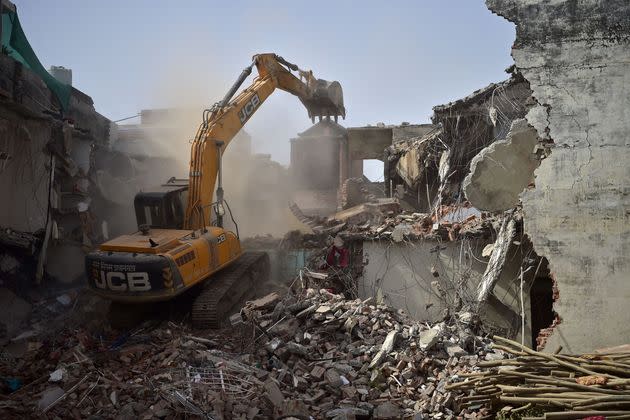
[192,252,270,329]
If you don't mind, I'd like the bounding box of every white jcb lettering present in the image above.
[96,271,152,292]
[96,271,107,289]
[238,94,261,124]
[251,94,260,108]
[127,272,151,291]
[107,272,126,291]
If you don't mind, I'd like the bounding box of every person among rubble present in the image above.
[325,235,349,268]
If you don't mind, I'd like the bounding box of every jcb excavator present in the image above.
[86,53,345,328]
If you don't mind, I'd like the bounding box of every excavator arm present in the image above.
[184,53,345,229]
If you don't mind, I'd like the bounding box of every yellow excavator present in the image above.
[86,53,345,328]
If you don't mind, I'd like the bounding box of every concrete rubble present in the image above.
[463,119,541,212]
[0,284,504,419]
[7,271,625,419]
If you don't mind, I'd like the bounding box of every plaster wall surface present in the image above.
[487,0,630,352]
[360,240,532,341]
[347,127,392,161]
[0,118,50,232]
[392,125,435,144]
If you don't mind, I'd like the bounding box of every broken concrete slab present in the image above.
[264,379,285,408]
[396,147,423,187]
[369,329,398,368]
[381,329,398,353]
[324,368,343,387]
[37,386,65,411]
[445,344,467,358]
[476,215,516,304]
[391,223,412,242]
[329,198,401,226]
[463,119,540,212]
[373,401,402,419]
[48,368,66,382]
[418,326,441,351]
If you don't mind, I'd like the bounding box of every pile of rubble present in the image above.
[0,285,503,419]
[340,206,496,244]
[299,198,501,244]
[237,289,500,419]
[0,303,256,419]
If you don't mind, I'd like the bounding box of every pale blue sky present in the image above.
[15,1,515,172]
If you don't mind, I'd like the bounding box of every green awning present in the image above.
[2,8,71,111]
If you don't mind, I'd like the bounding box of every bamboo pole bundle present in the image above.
[447,335,630,418]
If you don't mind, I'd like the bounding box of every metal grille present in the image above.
[152,365,260,417]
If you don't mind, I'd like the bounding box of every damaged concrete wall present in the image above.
[360,239,534,343]
[290,120,345,216]
[463,119,540,212]
[0,52,114,285]
[432,75,532,192]
[487,0,630,352]
[0,118,51,232]
[347,124,434,161]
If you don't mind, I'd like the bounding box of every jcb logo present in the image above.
[94,271,152,292]
[238,94,260,124]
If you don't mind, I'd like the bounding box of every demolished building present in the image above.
[1,0,630,418]
[0,1,111,289]
[0,4,184,293]
[291,75,547,349]
[288,1,630,355]
[290,120,433,216]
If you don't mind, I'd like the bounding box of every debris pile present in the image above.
[449,336,630,419]
[291,196,504,246]
[316,202,500,244]
[0,287,503,419]
[0,313,259,419]
[235,288,500,419]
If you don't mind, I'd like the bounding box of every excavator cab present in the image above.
[134,179,188,230]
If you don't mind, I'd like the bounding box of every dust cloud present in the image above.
[108,54,308,238]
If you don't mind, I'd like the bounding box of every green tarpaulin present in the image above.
[1,8,71,111]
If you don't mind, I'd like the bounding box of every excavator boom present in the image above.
[185,53,345,229]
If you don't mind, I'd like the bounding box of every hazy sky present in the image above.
[16,1,515,176]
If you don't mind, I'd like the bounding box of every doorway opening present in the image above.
[363,159,384,182]
[529,272,556,349]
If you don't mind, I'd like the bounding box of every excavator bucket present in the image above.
[301,79,346,123]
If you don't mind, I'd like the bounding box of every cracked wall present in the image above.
[487,0,630,352]
[361,240,535,344]
[463,119,540,212]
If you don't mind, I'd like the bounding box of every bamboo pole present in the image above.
[544,411,630,419]
[493,336,618,379]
